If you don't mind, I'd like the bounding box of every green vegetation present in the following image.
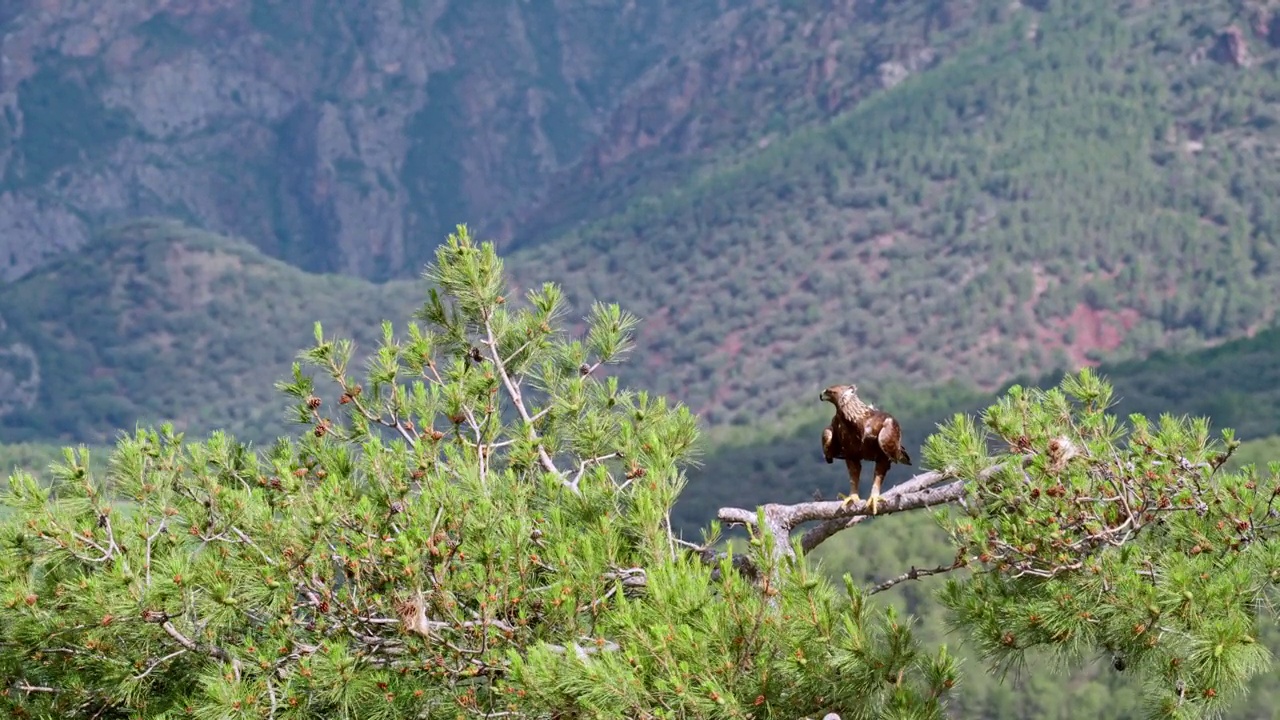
[1228,435,1280,475]
[0,442,81,479]
[811,489,1280,720]
[8,2,1280,718]
[812,510,1151,719]
[0,443,106,522]
[0,218,421,445]
[508,0,1280,426]
[6,236,1280,719]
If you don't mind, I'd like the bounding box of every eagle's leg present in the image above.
[869,458,891,515]
[840,458,862,508]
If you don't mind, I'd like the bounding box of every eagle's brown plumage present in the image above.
[820,383,911,514]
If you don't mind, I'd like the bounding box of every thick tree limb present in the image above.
[701,454,1052,596]
[717,469,967,563]
[735,458,1035,558]
[798,467,989,553]
[798,483,966,554]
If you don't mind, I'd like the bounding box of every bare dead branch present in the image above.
[12,682,58,694]
[544,638,620,660]
[570,453,620,492]
[230,525,276,567]
[702,458,1037,588]
[131,648,188,681]
[866,561,964,595]
[795,457,1037,554]
[160,621,240,680]
[717,475,967,561]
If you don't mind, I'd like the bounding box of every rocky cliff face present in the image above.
[1,0,1004,283]
[0,0,738,281]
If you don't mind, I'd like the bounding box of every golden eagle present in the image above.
[820,383,911,514]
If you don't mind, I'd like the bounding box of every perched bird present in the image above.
[819,383,912,514]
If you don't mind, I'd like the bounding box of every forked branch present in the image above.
[705,459,1036,594]
[481,314,567,486]
[716,468,969,561]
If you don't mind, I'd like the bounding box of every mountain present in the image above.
[0,0,743,282]
[492,0,1008,248]
[0,0,1106,285]
[8,1,1280,462]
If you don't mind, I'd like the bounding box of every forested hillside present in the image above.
[8,210,1280,535]
[0,219,420,444]
[513,0,1280,425]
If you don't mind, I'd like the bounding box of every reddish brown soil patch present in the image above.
[1036,302,1141,369]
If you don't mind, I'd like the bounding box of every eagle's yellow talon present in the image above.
[838,493,860,508]
[868,494,882,515]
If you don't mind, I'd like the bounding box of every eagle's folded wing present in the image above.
[822,424,841,463]
[876,416,911,465]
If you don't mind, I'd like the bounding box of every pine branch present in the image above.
[544,638,621,660]
[705,458,1034,586]
[569,453,619,492]
[11,682,58,694]
[798,460,1025,553]
[160,621,241,680]
[717,472,967,560]
[865,561,964,595]
[131,649,188,681]
[482,314,565,484]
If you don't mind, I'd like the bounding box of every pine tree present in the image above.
[0,227,1275,719]
[927,372,1277,719]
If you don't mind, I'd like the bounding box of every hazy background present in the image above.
[5,1,1280,715]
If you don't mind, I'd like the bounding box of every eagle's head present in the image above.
[820,384,858,404]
